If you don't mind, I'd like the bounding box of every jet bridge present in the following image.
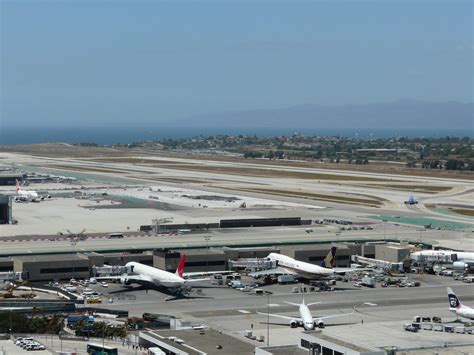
[0,271,23,284]
[92,265,129,276]
[228,258,276,272]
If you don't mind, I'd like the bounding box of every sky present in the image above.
[1,0,472,128]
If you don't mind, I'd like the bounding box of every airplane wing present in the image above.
[332,267,371,274]
[284,301,302,307]
[256,311,301,322]
[183,271,233,278]
[183,278,210,284]
[0,307,34,311]
[95,274,152,283]
[250,268,297,278]
[284,301,321,307]
[316,310,355,321]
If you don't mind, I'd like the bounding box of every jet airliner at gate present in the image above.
[250,247,366,279]
[96,255,211,294]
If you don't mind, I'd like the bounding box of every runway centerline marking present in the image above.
[364,302,378,306]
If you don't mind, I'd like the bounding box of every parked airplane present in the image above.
[96,255,210,294]
[14,179,51,202]
[250,247,366,279]
[15,179,40,202]
[447,287,474,320]
[257,293,354,330]
[411,250,474,262]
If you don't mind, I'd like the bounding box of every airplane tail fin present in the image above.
[447,287,462,310]
[15,179,21,193]
[320,246,337,268]
[175,255,186,278]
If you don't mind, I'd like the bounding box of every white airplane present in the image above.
[96,255,210,294]
[447,287,474,320]
[411,250,474,263]
[250,247,366,279]
[257,293,354,330]
[411,250,474,273]
[14,179,40,202]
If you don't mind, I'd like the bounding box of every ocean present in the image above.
[0,126,470,146]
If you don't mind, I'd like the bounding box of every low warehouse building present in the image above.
[13,254,90,281]
[154,249,228,273]
[375,244,411,263]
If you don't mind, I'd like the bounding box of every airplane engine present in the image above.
[289,320,299,328]
[181,284,192,294]
[315,319,325,328]
[120,277,132,286]
[453,261,474,273]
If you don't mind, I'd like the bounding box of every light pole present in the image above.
[417,228,424,244]
[204,236,211,272]
[267,292,270,347]
[70,239,77,280]
[382,220,387,241]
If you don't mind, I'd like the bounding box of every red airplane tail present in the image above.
[175,254,186,278]
[15,179,21,193]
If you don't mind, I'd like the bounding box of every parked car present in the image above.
[404,324,419,333]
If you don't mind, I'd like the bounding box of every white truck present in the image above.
[361,276,376,288]
[277,275,296,284]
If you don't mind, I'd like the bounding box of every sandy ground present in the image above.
[0,151,472,244]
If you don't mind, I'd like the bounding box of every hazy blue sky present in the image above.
[1,0,472,127]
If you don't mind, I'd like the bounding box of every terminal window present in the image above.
[40,266,89,274]
[185,260,226,267]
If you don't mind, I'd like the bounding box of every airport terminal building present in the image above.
[0,242,413,282]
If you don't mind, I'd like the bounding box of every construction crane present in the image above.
[66,228,87,241]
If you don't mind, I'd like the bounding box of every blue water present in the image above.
[0,126,470,145]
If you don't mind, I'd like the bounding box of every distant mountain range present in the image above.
[175,100,473,131]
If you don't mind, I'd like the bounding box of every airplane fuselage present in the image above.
[299,304,315,330]
[412,251,474,263]
[17,190,39,202]
[125,262,185,288]
[451,306,474,320]
[268,253,335,279]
